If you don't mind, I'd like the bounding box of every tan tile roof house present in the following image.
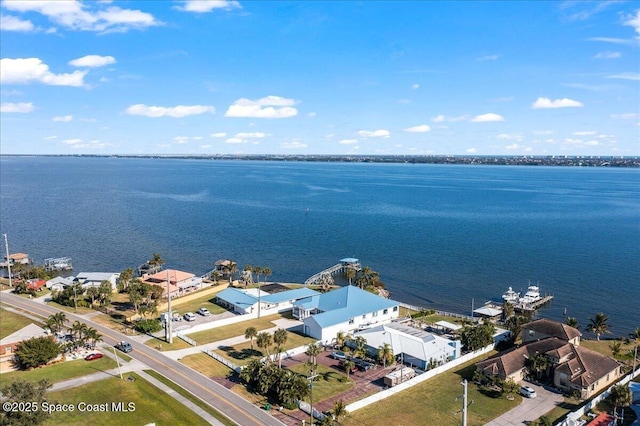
[476,319,622,399]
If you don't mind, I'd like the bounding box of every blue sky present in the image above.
[1,1,638,156]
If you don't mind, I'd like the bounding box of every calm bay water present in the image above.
[1,157,638,336]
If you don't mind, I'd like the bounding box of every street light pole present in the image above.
[308,374,318,425]
[461,379,468,426]
[3,234,12,288]
[166,270,173,344]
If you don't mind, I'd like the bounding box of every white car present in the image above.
[519,385,537,398]
[197,308,211,316]
[184,312,197,322]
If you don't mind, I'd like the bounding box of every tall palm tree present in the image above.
[256,332,273,361]
[86,287,100,306]
[305,342,322,374]
[118,268,134,292]
[565,317,579,329]
[354,336,368,359]
[377,343,394,368]
[344,267,356,286]
[587,312,611,341]
[71,321,88,347]
[223,261,238,285]
[50,312,67,334]
[253,266,263,284]
[526,352,551,381]
[245,326,258,351]
[342,359,355,381]
[332,399,347,424]
[335,331,347,349]
[609,341,622,359]
[85,327,102,349]
[273,328,288,367]
[263,267,272,284]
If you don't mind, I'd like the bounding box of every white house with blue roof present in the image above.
[216,287,320,315]
[293,285,400,343]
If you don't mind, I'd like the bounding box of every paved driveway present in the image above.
[485,383,564,426]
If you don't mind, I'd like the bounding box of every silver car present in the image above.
[184,312,197,321]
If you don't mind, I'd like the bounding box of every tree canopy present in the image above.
[0,379,52,426]
[14,336,61,369]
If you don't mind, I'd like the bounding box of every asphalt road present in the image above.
[0,291,285,426]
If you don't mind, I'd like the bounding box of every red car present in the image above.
[85,353,103,361]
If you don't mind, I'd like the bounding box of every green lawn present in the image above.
[43,373,210,426]
[215,331,316,366]
[0,307,41,339]
[143,369,237,426]
[170,292,228,316]
[288,364,354,404]
[45,301,94,315]
[343,353,521,426]
[144,335,193,351]
[2,356,118,384]
[180,352,234,378]
[187,313,291,345]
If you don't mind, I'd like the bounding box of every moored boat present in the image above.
[502,286,520,304]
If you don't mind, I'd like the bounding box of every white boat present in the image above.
[519,284,541,305]
[502,286,520,304]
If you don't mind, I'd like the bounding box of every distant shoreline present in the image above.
[1,154,639,167]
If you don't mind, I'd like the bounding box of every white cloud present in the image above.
[0,102,34,113]
[225,138,244,144]
[125,104,215,118]
[496,133,523,141]
[176,1,241,13]
[606,72,640,81]
[308,112,317,117]
[404,125,431,133]
[53,115,73,122]
[2,1,159,33]
[477,54,499,61]
[0,58,87,87]
[531,97,583,109]
[225,96,298,119]
[62,138,83,145]
[200,144,212,149]
[504,143,520,150]
[610,113,640,120]
[0,15,35,31]
[593,51,621,59]
[623,10,640,36]
[471,113,505,122]
[173,136,190,144]
[573,131,596,136]
[411,83,420,90]
[339,139,358,145]
[235,132,267,138]
[358,129,390,138]
[69,55,116,68]
[61,138,111,149]
[281,141,307,149]
[44,135,58,141]
[466,148,477,153]
[210,132,227,138]
[431,114,469,123]
[587,37,638,46]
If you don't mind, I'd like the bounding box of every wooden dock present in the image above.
[304,258,361,285]
[515,295,554,312]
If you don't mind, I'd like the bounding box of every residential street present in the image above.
[0,291,285,426]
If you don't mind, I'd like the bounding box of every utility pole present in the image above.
[308,374,318,425]
[166,270,173,344]
[461,379,468,426]
[112,346,123,379]
[3,234,12,287]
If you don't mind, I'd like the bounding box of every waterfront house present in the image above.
[293,285,400,343]
[4,252,31,266]
[522,318,582,345]
[46,276,75,292]
[75,272,120,292]
[26,278,46,292]
[216,287,320,315]
[141,269,203,298]
[475,336,622,399]
[352,321,461,369]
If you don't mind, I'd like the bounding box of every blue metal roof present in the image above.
[216,288,257,309]
[262,287,319,304]
[295,285,398,328]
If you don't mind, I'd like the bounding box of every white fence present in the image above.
[345,343,495,413]
[264,343,321,364]
[559,368,640,426]
[202,347,241,372]
[181,311,259,335]
[176,332,197,346]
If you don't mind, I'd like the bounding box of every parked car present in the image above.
[197,308,211,316]
[115,341,133,353]
[184,312,197,321]
[354,359,374,371]
[85,352,103,361]
[330,350,347,360]
[519,385,537,398]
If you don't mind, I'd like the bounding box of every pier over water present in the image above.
[304,258,361,285]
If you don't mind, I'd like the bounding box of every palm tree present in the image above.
[223,261,238,285]
[377,343,394,368]
[343,359,355,380]
[335,331,347,349]
[609,384,631,419]
[526,352,551,381]
[245,327,258,351]
[565,317,579,329]
[305,342,322,374]
[263,267,272,284]
[71,321,88,348]
[86,287,100,306]
[256,332,273,361]
[354,336,368,359]
[344,267,356,286]
[118,268,134,292]
[332,399,347,424]
[587,312,610,341]
[253,266,263,284]
[85,327,102,349]
[273,328,288,367]
[149,253,164,271]
[48,312,67,334]
[241,265,254,287]
[502,301,515,319]
[609,341,622,359]
[98,280,113,306]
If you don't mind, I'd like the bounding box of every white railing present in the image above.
[345,343,495,413]
[176,332,196,346]
[202,347,241,372]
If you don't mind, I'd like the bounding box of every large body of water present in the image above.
[1,157,638,336]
